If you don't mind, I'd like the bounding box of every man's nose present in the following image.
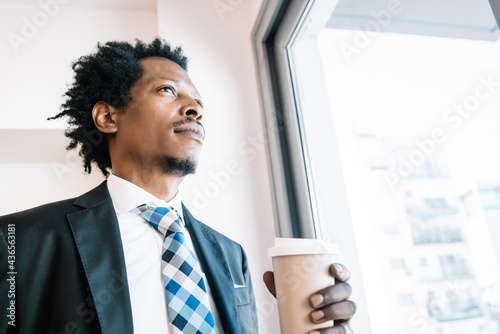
[180,97,203,121]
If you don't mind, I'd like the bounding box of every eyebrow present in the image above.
[146,76,179,84]
[197,100,205,109]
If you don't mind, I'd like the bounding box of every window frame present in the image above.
[252,0,373,332]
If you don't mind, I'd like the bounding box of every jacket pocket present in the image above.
[235,286,256,333]
[234,286,250,306]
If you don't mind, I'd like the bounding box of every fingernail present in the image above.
[311,294,324,307]
[311,310,324,321]
[309,331,320,334]
[334,263,343,274]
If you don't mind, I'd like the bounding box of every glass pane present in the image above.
[289,0,500,333]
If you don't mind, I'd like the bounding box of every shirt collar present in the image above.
[107,173,185,224]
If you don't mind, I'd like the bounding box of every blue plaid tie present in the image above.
[139,206,216,334]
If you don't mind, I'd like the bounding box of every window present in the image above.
[398,293,414,307]
[425,198,448,210]
[438,254,472,279]
[479,188,500,209]
[390,258,406,271]
[253,0,500,333]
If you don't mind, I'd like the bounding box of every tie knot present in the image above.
[138,205,182,236]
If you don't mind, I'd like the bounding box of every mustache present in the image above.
[172,117,205,137]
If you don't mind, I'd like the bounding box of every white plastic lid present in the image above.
[268,238,339,258]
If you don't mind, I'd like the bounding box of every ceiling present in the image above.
[327,0,500,41]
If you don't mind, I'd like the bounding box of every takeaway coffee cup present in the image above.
[268,238,339,334]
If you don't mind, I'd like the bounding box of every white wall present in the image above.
[0,0,280,332]
[0,2,159,210]
[0,3,158,129]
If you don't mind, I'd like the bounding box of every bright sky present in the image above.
[318,29,500,184]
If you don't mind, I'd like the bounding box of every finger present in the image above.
[262,271,276,298]
[334,319,351,327]
[308,324,354,334]
[310,282,352,308]
[329,263,351,283]
[310,300,357,324]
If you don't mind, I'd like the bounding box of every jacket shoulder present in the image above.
[0,181,110,230]
[0,197,78,227]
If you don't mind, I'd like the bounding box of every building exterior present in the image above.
[363,136,500,333]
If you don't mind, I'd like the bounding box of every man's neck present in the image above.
[111,169,183,202]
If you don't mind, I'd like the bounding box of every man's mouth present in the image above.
[173,125,205,141]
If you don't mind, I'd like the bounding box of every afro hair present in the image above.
[49,38,188,176]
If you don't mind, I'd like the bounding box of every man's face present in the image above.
[112,57,205,176]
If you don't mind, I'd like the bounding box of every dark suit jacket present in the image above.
[0,181,258,334]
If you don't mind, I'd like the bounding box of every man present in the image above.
[0,38,355,333]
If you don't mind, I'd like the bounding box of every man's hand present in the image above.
[263,263,356,334]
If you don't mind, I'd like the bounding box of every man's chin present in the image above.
[162,156,198,176]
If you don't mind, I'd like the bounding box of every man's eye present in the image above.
[159,86,175,94]
[195,100,204,108]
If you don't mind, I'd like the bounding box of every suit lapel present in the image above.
[67,181,133,334]
[183,205,238,334]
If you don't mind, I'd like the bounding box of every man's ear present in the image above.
[92,101,119,134]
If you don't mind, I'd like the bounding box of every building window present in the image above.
[424,198,448,210]
[439,254,472,279]
[390,258,406,271]
[480,188,500,209]
[397,294,414,307]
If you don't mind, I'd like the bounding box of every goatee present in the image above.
[162,156,197,176]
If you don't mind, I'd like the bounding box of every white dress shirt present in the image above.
[107,174,223,334]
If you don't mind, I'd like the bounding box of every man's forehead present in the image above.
[138,57,200,94]
[139,57,186,78]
